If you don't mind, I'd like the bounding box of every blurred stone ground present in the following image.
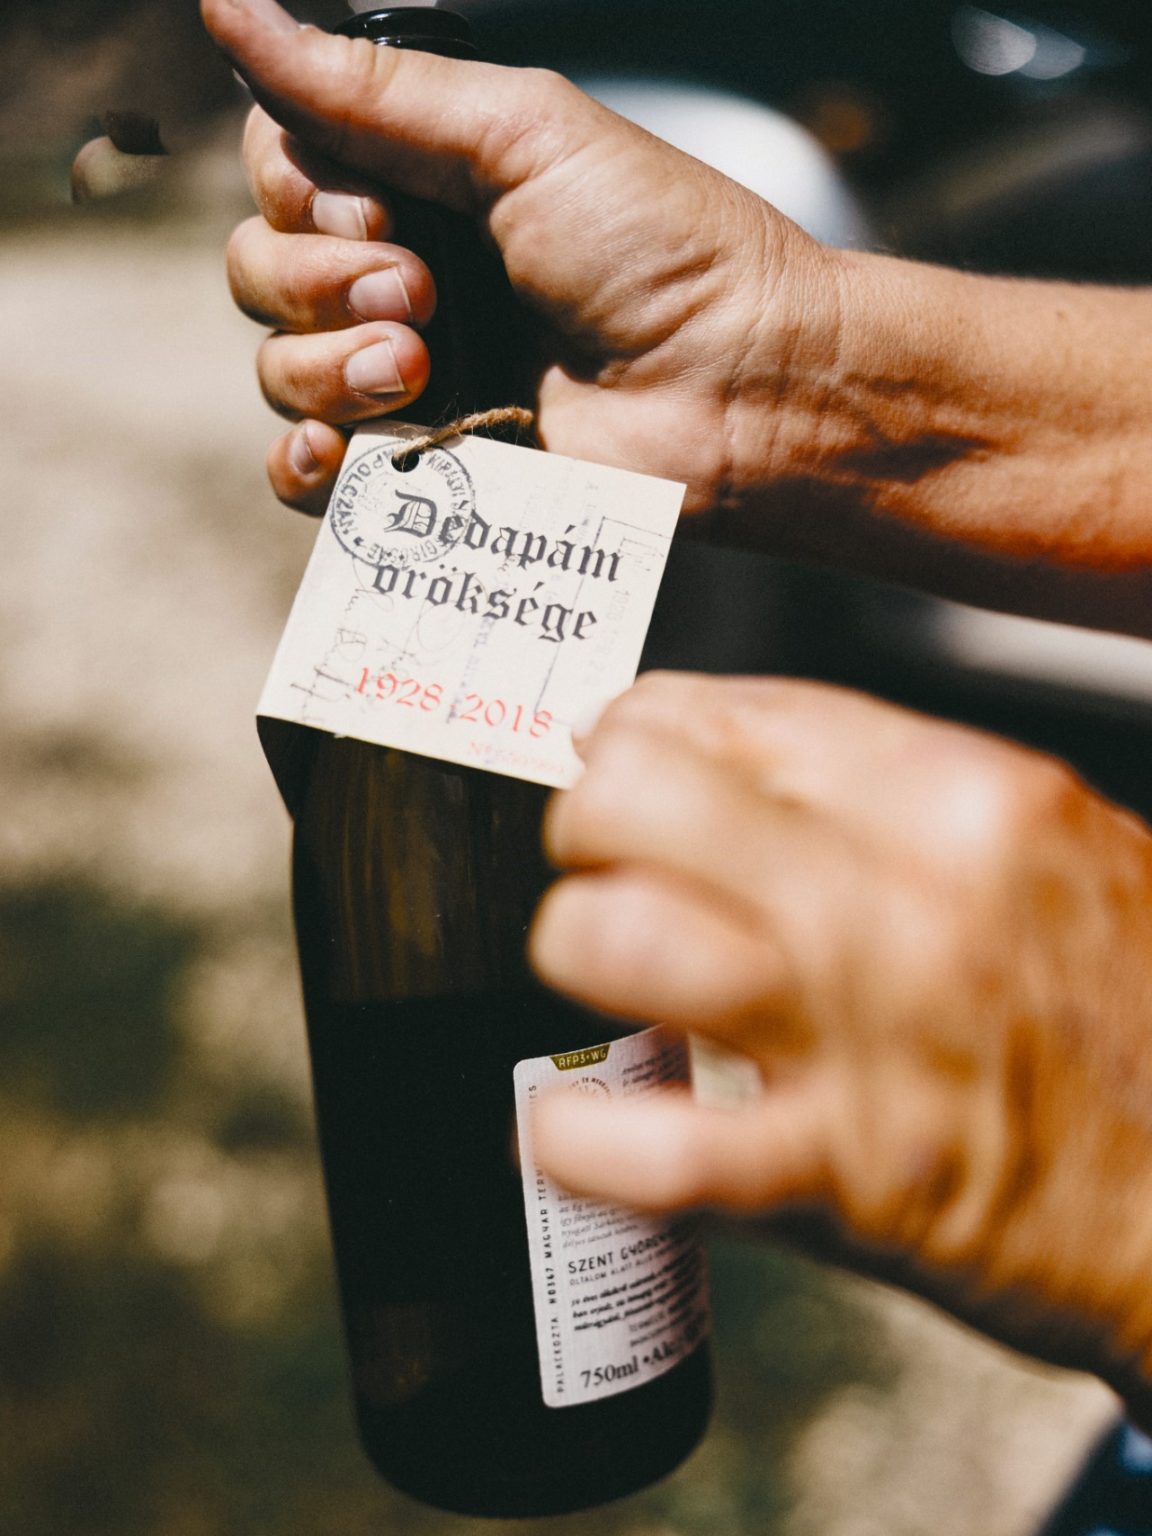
[0,138,1117,1536]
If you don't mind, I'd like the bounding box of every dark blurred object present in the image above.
[12,0,1152,274]
[101,108,166,155]
[0,0,231,218]
[0,0,231,148]
[71,109,168,203]
[462,0,1152,281]
[1037,1419,1152,1535]
[464,0,1152,176]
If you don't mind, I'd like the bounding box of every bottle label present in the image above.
[514,1026,710,1409]
[257,424,684,790]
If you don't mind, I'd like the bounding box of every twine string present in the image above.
[391,406,536,470]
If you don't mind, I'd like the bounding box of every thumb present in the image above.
[531,1085,835,1215]
[201,0,586,212]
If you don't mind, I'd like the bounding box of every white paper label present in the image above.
[257,424,684,788]
[514,1027,710,1409]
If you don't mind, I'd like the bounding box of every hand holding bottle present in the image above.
[205,0,1152,1449]
[233,8,716,1512]
[527,670,1152,1423]
[207,0,1152,634]
[204,0,834,516]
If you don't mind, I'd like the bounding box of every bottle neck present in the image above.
[328,5,529,420]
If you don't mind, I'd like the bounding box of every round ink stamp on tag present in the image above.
[329,438,476,570]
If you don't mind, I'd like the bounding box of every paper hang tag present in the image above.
[257,423,685,789]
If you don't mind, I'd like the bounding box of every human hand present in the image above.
[529,671,1152,1416]
[202,0,837,517]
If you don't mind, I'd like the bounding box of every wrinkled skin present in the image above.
[208,0,1152,633]
[530,674,1152,1418]
[202,0,1152,1419]
[210,0,820,524]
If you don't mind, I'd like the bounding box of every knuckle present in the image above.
[257,338,306,419]
[540,789,574,866]
[231,227,353,333]
[832,1096,964,1252]
[546,792,574,866]
[285,240,340,310]
[244,116,294,210]
[310,39,401,164]
[494,65,578,130]
[265,439,299,505]
[278,349,319,411]
[270,427,337,516]
[616,672,738,758]
[936,740,1082,863]
[579,880,670,1000]
[226,220,275,323]
[629,670,684,706]
[241,105,268,165]
[991,751,1082,840]
[475,67,586,184]
[576,716,656,795]
[546,741,643,861]
[1018,753,1084,821]
[259,380,301,422]
[521,65,582,109]
[246,120,357,234]
[591,675,682,745]
[255,159,293,222]
[545,778,606,862]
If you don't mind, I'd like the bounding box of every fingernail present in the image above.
[287,422,322,479]
[312,191,369,240]
[227,0,300,36]
[346,338,407,397]
[348,268,413,322]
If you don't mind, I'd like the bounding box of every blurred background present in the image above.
[9,0,1152,1532]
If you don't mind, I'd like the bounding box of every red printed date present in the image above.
[355,668,443,711]
[355,668,553,738]
[457,693,553,738]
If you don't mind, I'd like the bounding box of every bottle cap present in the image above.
[334,8,476,54]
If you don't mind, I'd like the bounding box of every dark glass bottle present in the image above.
[334,7,530,427]
[274,8,712,1516]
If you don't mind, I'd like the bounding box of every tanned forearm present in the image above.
[728,246,1152,636]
